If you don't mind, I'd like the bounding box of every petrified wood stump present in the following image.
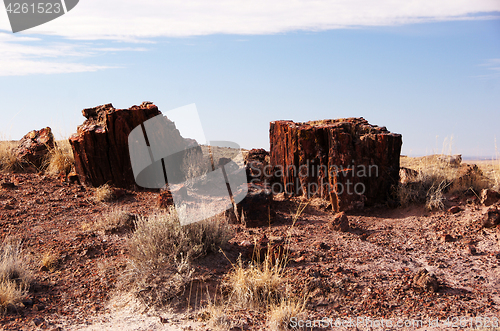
[69,102,190,189]
[270,118,402,211]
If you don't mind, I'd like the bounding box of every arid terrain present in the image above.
[1,110,500,330]
[0,155,499,330]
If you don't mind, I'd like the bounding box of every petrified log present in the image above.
[231,183,273,227]
[245,148,270,184]
[15,127,54,169]
[69,102,191,188]
[270,118,402,212]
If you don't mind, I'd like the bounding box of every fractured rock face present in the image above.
[245,148,270,184]
[69,102,193,189]
[232,183,273,227]
[269,118,402,212]
[15,127,55,169]
[482,206,500,228]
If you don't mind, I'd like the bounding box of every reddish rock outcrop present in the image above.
[15,127,54,169]
[69,102,192,189]
[270,118,402,212]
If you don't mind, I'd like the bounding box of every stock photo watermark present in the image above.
[3,0,79,33]
[248,159,379,198]
[128,104,248,226]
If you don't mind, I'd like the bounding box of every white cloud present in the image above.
[0,0,497,40]
[0,32,147,76]
[0,1,498,75]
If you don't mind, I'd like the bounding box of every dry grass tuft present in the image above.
[85,208,136,234]
[0,141,21,173]
[128,207,232,269]
[204,202,308,330]
[268,298,308,331]
[0,238,31,314]
[398,155,491,209]
[44,140,74,176]
[41,252,59,272]
[125,207,232,307]
[225,251,288,309]
[93,184,116,202]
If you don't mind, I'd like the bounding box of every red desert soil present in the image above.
[0,172,499,330]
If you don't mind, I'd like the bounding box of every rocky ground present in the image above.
[0,171,499,330]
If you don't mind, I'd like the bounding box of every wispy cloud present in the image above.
[0,32,148,76]
[0,1,498,75]
[0,0,497,41]
[477,58,500,78]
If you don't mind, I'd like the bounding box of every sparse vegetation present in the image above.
[44,140,74,176]
[41,251,59,272]
[398,154,491,209]
[268,298,307,331]
[125,207,232,307]
[0,238,31,314]
[0,141,20,173]
[93,183,116,202]
[128,207,232,269]
[83,208,136,234]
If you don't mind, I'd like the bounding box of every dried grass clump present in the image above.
[125,207,232,307]
[44,140,74,176]
[93,184,116,202]
[41,252,59,272]
[0,238,31,314]
[398,155,491,209]
[226,252,288,309]
[128,207,232,269]
[220,248,306,330]
[0,141,21,173]
[268,299,308,331]
[86,208,136,234]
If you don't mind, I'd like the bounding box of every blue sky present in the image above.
[0,1,499,158]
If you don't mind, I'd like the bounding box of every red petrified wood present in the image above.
[270,118,402,212]
[15,127,55,170]
[69,102,162,188]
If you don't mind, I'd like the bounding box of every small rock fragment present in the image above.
[482,207,500,228]
[447,206,462,214]
[480,189,500,206]
[413,268,439,292]
[328,212,350,232]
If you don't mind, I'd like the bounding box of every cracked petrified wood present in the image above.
[270,118,402,212]
[15,127,55,169]
[69,102,188,188]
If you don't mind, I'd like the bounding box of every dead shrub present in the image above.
[125,207,232,307]
[128,208,232,269]
[0,238,31,314]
